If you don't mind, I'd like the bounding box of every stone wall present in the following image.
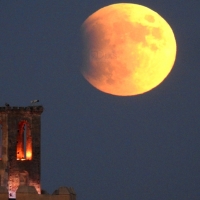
[0,186,76,200]
[0,106,43,194]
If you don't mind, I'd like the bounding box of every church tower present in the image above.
[0,105,43,196]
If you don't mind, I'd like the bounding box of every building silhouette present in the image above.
[0,105,75,200]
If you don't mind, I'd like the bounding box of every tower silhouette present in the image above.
[0,106,43,196]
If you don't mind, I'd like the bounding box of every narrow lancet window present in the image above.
[0,125,2,159]
[17,121,32,160]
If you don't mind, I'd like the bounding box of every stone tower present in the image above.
[0,105,43,196]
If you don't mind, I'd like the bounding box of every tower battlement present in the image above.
[0,106,43,113]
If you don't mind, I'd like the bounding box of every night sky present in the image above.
[0,1,200,200]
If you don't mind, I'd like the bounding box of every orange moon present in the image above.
[81,3,177,96]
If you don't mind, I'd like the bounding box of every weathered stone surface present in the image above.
[53,187,70,195]
[0,194,8,200]
[17,185,38,193]
[0,186,7,193]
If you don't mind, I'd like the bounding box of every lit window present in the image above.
[0,124,2,160]
[16,121,32,160]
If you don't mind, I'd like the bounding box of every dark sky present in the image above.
[0,1,200,200]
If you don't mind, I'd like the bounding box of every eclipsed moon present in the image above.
[81,3,177,96]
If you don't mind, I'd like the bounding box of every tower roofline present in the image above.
[0,106,43,114]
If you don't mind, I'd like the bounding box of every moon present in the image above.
[81,3,177,96]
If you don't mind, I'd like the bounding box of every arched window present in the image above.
[16,121,32,160]
[0,124,2,160]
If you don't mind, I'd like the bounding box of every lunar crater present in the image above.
[145,15,155,22]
